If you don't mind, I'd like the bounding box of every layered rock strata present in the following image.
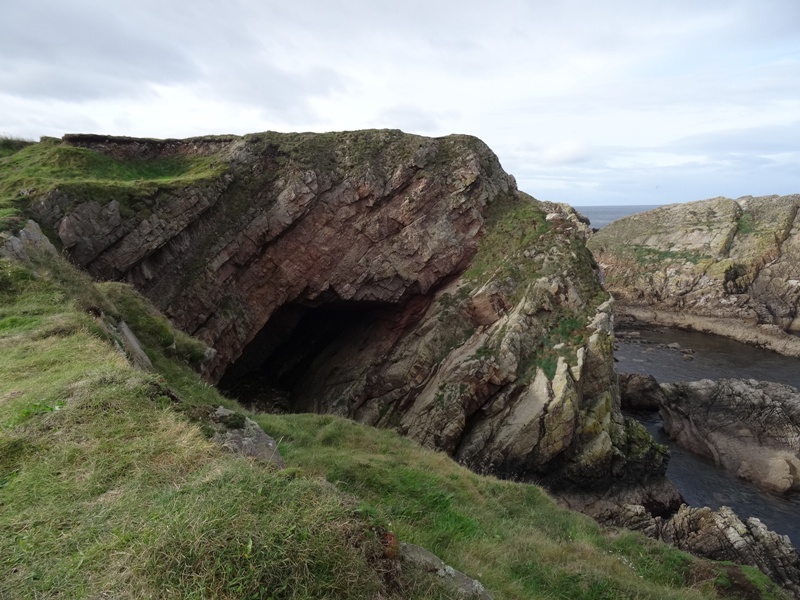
[25,131,666,490]
[588,195,800,355]
[659,378,800,495]
[610,504,800,598]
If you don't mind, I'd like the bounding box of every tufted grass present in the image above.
[0,254,455,599]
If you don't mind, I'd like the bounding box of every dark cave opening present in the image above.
[218,301,389,412]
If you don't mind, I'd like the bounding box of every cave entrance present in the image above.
[218,301,390,412]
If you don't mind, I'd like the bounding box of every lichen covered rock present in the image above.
[588,195,800,355]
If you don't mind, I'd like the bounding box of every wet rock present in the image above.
[659,378,800,494]
[618,373,666,411]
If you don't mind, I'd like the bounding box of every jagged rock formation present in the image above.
[609,504,800,598]
[618,372,665,411]
[588,195,800,355]
[618,373,800,495]
[21,131,666,491]
[660,378,800,494]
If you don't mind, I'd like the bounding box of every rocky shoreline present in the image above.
[588,195,800,357]
[617,303,800,358]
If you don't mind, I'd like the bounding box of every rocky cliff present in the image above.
[16,131,666,491]
[588,195,800,355]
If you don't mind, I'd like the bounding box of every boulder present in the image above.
[619,372,666,411]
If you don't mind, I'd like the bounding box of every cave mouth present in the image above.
[218,300,390,412]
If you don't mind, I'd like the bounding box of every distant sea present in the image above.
[573,205,662,230]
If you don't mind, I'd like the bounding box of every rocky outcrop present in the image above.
[660,378,800,494]
[608,503,800,598]
[0,219,58,263]
[619,373,666,411]
[19,131,667,490]
[588,195,800,355]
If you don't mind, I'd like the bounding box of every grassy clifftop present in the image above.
[0,231,788,597]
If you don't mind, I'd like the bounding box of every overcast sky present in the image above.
[2,1,799,206]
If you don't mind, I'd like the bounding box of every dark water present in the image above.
[616,326,800,544]
[573,204,662,230]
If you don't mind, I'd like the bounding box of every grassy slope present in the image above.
[0,246,789,599]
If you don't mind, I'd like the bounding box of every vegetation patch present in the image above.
[0,135,34,159]
[464,190,549,293]
[631,245,708,265]
[737,212,756,235]
[0,139,227,232]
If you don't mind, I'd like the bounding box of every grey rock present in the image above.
[618,373,666,411]
[399,542,492,599]
[210,407,284,468]
[18,220,57,254]
[660,378,800,494]
[0,220,57,263]
[114,320,154,371]
[598,502,800,598]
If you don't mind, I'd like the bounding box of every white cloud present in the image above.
[1,0,799,205]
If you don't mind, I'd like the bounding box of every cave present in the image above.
[218,300,393,413]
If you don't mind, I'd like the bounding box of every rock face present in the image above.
[22,130,667,490]
[660,378,800,494]
[588,195,800,355]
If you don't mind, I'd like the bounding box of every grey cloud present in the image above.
[0,1,200,101]
[374,106,442,134]
[670,123,800,156]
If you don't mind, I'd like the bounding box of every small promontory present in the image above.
[588,195,800,354]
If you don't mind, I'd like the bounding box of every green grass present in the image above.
[0,139,227,232]
[630,245,708,265]
[0,242,789,598]
[0,135,34,159]
[0,254,460,599]
[257,412,785,600]
[463,190,550,291]
[737,212,756,235]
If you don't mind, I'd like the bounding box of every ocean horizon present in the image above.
[572,204,662,230]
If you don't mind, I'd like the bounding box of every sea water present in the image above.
[573,204,662,229]
[573,203,800,544]
[616,327,800,545]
